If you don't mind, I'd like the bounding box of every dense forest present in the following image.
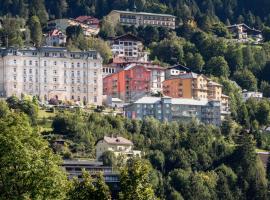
[2,0,270,28]
[1,96,270,199]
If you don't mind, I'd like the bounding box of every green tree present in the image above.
[28,15,42,47]
[99,151,116,167]
[67,170,96,200]
[119,159,156,200]
[95,172,112,200]
[0,104,67,199]
[206,56,230,77]
[233,70,257,91]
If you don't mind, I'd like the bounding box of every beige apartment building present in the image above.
[107,10,176,29]
[0,47,103,105]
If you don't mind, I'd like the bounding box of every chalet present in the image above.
[227,23,263,43]
[45,29,66,46]
[109,33,148,63]
[95,136,141,160]
[75,16,99,28]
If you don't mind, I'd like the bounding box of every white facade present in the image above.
[242,91,263,101]
[110,34,148,62]
[0,47,103,105]
[149,67,165,93]
[96,136,141,160]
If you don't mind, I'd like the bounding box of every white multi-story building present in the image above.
[0,47,103,105]
[107,10,176,29]
[109,33,148,62]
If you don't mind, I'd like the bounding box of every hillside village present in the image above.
[2,0,270,199]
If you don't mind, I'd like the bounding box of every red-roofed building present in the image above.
[45,29,66,46]
[75,16,100,28]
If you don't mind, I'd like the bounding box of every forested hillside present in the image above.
[2,0,270,27]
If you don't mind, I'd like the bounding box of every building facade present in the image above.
[103,65,151,103]
[95,136,141,160]
[0,47,103,105]
[107,10,176,29]
[75,16,100,28]
[103,64,165,102]
[162,72,230,117]
[227,23,263,43]
[109,33,148,62]
[124,97,222,126]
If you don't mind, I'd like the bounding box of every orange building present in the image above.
[163,72,225,101]
[103,65,151,102]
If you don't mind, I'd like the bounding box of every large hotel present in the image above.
[0,47,103,105]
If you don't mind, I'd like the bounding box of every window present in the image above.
[53,70,57,75]
[13,75,16,81]
[13,68,16,73]
[64,62,67,67]
[44,70,47,75]
[23,69,26,75]
[94,71,97,76]
[35,61,38,66]
[53,78,57,82]
[29,69,32,74]
[77,63,80,67]
[44,77,47,83]
[94,96,97,102]
[77,86,80,91]
[29,60,32,65]
[44,61,47,66]
[14,60,16,64]
[14,84,16,89]
[77,71,80,76]
[94,79,97,84]
[24,60,26,66]
[77,78,80,83]
[71,63,74,68]
[54,61,57,65]
[72,87,74,92]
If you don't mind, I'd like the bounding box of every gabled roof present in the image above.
[111,33,142,42]
[102,136,133,145]
[47,29,66,37]
[227,23,262,33]
[75,16,99,24]
[168,64,192,72]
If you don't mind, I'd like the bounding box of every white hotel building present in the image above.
[0,47,103,105]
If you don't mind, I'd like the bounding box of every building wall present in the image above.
[103,65,151,102]
[96,140,136,160]
[0,48,103,105]
[108,11,176,29]
[163,78,193,98]
[124,98,222,126]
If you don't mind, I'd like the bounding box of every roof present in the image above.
[227,23,262,33]
[111,33,142,42]
[62,160,103,166]
[168,64,192,72]
[111,98,123,102]
[133,96,209,106]
[177,72,198,79]
[208,81,222,87]
[111,10,176,18]
[75,16,99,24]
[47,29,66,37]
[102,136,133,145]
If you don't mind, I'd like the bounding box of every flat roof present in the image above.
[134,96,209,106]
[111,10,176,18]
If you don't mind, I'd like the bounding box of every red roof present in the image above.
[75,16,99,24]
[48,29,65,37]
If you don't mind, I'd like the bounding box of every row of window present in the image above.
[12,59,98,68]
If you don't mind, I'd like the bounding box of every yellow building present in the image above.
[163,72,230,116]
[95,136,141,160]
